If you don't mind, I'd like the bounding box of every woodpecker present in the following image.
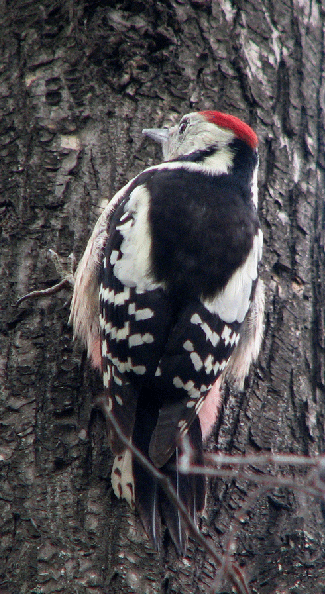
[70,110,264,552]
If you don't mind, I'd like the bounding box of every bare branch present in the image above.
[179,453,325,500]
[204,452,325,468]
[179,449,325,590]
[16,250,75,306]
[16,278,72,306]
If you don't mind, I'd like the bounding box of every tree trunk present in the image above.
[1,1,325,592]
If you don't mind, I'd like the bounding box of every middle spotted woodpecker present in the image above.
[70,110,264,553]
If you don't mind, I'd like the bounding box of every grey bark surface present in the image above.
[1,0,325,592]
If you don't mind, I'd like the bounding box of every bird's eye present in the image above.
[179,119,189,135]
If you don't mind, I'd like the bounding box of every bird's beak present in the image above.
[142,127,169,144]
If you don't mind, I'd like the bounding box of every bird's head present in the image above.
[143,110,258,164]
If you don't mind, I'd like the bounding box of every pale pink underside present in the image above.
[198,377,222,441]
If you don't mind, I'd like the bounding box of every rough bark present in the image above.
[1,0,325,592]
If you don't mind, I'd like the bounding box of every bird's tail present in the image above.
[132,415,206,554]
[108,379,206,553]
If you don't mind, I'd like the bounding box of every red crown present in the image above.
[200,110,258,149]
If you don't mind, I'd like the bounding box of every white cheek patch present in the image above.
[204,229,263,324]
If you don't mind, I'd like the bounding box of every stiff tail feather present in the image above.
[133,416,206,553]
[108,383,206,553]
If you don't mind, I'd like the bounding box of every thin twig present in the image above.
[203,452,325,468]
[178,448,325,501]
[16,278,72,306]
[178,449,325,592]
[16,249,76,306]
[178,464,325,497]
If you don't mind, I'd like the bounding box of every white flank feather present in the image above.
[204,229,263,324]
